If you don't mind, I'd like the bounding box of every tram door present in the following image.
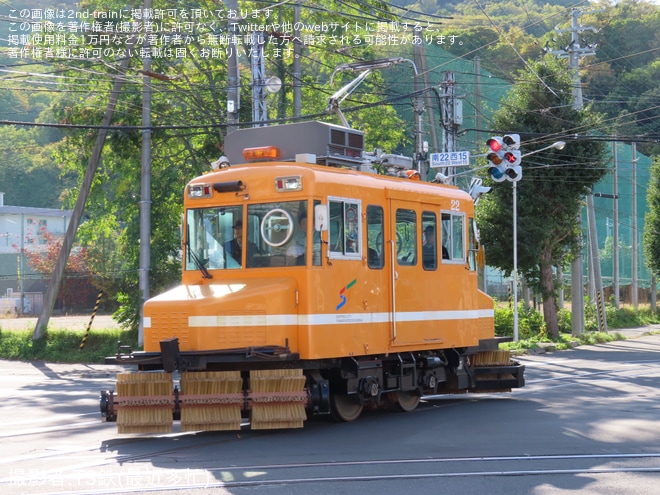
[389,199,423,346]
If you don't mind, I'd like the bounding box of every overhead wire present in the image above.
[0,0,656,146]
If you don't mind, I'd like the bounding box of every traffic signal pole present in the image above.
[513,180,519,342]
[226,0,240,134]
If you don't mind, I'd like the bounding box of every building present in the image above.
[0,192,72,315]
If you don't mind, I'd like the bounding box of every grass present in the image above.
[500,331,627,353]
[0,328,138,364]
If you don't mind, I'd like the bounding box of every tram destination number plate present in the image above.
[430,151,470,168]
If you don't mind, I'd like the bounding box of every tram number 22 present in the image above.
[450,200,460,211]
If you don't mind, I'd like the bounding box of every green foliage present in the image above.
[644,157,660,277]
[501,331,620,353]
[478,57,610,279]
[477,56,610,338]
[587,3,660,156]
[596,304,660,330]
[494,302,546,340]
[112,291,140,336]
[557,308,572,334]
[583,299,618,332]
[496,302,660,353]
[0,126,67,208]
[0,328,138,364]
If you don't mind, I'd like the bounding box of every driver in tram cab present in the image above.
[286,211,307,265]
[226,220,259,267]
[422,225,437,269]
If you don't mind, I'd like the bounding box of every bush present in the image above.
[495,303,546,340]
[557,308,572,334]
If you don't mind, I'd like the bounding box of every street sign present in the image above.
[430,151,470,168]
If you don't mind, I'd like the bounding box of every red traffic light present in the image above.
[504,152,517,163]
[503,150,521,165]
[486,137,504,152]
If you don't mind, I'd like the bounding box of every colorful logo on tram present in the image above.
[336,278,357,311]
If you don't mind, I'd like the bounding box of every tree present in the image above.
[44,0,404,332]
[0,126,67,208]
[476,56,609,338]
[18,230,96,312]
[643,157,660,277]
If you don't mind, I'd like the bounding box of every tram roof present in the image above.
[190,160,473,208]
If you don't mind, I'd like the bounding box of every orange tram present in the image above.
[101,122,524,433]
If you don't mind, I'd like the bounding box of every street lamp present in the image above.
[511,140,566,341]
[523,141,566,156]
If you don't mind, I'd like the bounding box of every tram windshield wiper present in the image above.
[185,230,213,279]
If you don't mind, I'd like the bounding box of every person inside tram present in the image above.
[286,211,308,265]
[226,220,259,267]
[422,225,437,269]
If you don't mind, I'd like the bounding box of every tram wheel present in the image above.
[329,392,364,422]
[394,391,420,412]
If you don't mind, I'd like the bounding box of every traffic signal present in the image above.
[504,150,522,182]
[502,134,520,150]
[486,136,506,182]
[486,136,504,152]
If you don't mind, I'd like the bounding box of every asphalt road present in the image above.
[0,331,659,495]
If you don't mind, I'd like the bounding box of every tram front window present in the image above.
[185,201,310,271]
[185,206,243,271]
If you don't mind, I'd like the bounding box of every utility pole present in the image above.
[412,43,426,173]
[226,0,240,133]
[415,41,439,179]
[293,5,302,117]
[251,31,266,127]
[632,142,638,309]
[587,194,607,331]
[652,275,657,311]
[549,7,599,336]
[138,0,153,347]
[612,140,619,308]
[439,71,462,183]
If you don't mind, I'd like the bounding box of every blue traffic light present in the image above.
[487,152,507,182]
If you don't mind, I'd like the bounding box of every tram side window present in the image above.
[367,205,384,269]
[421,211,437,270]
[441,212,465,262]
[468,218,477,271]
[396,209,417,266]
[329,198,362,259]
[312,200,322,266]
